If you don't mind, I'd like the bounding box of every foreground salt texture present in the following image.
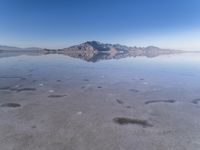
[0,53,200,150]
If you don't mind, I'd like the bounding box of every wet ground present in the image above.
[0,53,200,150]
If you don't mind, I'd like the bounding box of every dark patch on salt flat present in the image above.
[0,87,36,92]
[191,99,200,104]
[1,103,21,108]
[83,79,89,82]
[126,106,131,109]
[48,95,67,98]
[0,86,11,90]
[129,89,139,93]
[15,88,36,92]
[113,117,153,127]
[97,86,102,89]
[56,80,61,82]
[0,76,26,80]
[116,99,124,104]
[31,125,37,129]
[145,99,176,105]
[32,80,37,83]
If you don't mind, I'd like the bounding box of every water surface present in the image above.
[0,53,200,150]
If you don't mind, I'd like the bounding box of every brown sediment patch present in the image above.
[145,99,176,105]
[48,94,67,98]
[129,89,139,93]
[191,99,200,104]
[113,117,153,127]
[116,99,124,104]
[1,103,21,108]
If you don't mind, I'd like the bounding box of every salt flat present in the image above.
[0,53,200,150]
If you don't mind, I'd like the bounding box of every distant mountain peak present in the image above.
[145,46,160,50]
[85,41,102,45]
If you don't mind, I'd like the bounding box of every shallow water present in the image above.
[0,53,200,150]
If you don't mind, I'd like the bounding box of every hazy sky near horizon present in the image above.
[0,0,200,50]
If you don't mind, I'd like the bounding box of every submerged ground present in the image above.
[0,53,200,150]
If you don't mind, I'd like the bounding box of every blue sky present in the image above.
[0,0,200,50]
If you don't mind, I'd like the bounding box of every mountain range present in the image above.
[0,41,188,62]
[44,41,185,62]
[0,45,42,51]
